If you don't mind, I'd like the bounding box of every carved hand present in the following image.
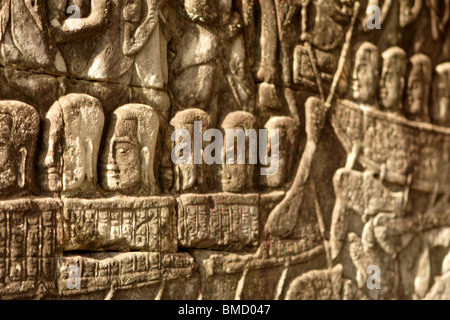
[92,0,111,21]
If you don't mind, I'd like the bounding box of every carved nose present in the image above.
[106,164,120,172]
[44,154,55,169]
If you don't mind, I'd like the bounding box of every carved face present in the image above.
[173,123,203,192]
[42,105,63,192]
[379,59,405,112]
[406,65,428,116]
[221,132,251,193]
[101,117,141,192]
[262,126,288,188]
[42,95,105,195]
[0,114,17,195]
[184,0,219,23]
[352,49,378,104]
[431,68,450,126]
[221,163,247,192]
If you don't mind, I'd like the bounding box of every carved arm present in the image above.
[48,0,111,44]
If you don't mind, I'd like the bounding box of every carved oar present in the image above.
[325,1,360,110]
[0,0,10,42]
[234,267,250,300]
[265,2,360,240]
[155,280,166,300]
[328,2,364,260]
[311,180,333,269]
[264,96,327,238]
[274,259,290,300]
[104,280,119,300]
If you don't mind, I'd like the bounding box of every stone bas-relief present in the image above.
[61,196,177,253]
[0,0,449,300]
[39,94,105,197]
[101,104,160,196]
[0,198,61,299]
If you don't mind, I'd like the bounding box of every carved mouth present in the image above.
[47,167,58,174]
[46,168,60,183]
[105,170,120,178]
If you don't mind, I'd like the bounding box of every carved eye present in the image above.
[358,65,367,73]
[117,148,128,155]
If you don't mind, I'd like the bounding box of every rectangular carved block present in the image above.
[57,252,196,296]
[193,240,323,277]
[331,100,450,193]
[61,196,177,253]
[177,193,259,250]
[0,198,61,299]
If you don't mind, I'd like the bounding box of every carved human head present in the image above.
[0,102,39,198]
[259,117,299,188]
[101,104,160,195]
[352,42,379,105]
[183,0,232,24]
[405,54,432,122]
[40,94,104,196]
[183,0,218,23]
[379,47,407,113]
[170,108,211,192]
[431,62,450,126]
[220,111,257,193]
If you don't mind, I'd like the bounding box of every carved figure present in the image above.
[405,54,432,122]
[47,0,111,76]
[379,47,407,114]
[40,94,104,197]
[351,42,380,107]
[82,0,164,85]
[260,117,299,188]
[0,101,39,198]
[170,109,211,193]
[163,0,221,115]
[101,104,160,195]
[431,62,450,126]
[220,111,257,193]
[0,0,66,73]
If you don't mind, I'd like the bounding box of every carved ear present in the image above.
[85,139,94,181]
[17,147,27,188]
[141,146,151,187]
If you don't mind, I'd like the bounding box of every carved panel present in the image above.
[0,198,61,299]
[61,197,177,253]
[177,193,259,250]
[0,0,448,301]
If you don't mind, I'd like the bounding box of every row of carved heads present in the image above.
[350,42,450,126]
[39,94,159,198]
[170,109,299,194]
[0,95,299,200]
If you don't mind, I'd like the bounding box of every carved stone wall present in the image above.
[0,0,449,300]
